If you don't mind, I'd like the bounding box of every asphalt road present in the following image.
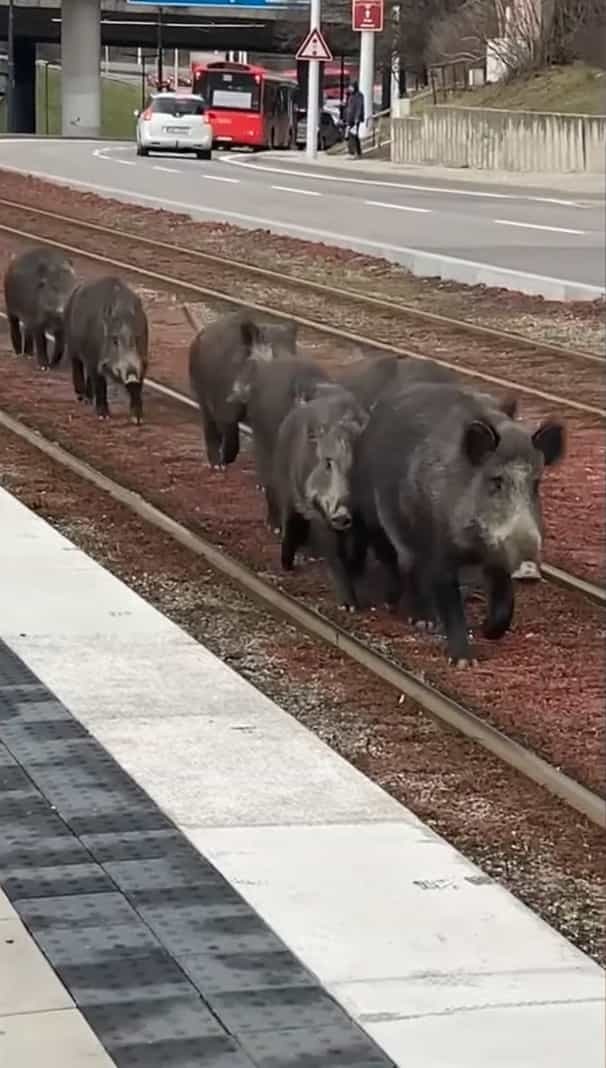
[0,138,603,299]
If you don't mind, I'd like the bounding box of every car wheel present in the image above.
[196,149,212,160]
[137,144,149,157]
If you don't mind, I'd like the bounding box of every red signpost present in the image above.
[352,0,384,31]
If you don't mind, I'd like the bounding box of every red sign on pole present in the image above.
[352,0,384,31]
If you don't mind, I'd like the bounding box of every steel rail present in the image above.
[0,405,603,829]
[1,220,604,422]
[0,195,602,366]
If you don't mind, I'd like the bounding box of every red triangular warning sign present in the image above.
[296,28,333,62]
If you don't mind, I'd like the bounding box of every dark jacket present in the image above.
[345,90,364,127]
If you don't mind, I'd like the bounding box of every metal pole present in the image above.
[305,0,321,160]
[174,48,179,89]
[157,8,164,87]
[391,4,400,114]
[45,61,49,133]
[6,0,15,134]
[358,30,375,140]
[141,54,146,110]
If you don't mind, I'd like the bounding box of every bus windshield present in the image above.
[196,70,261,112]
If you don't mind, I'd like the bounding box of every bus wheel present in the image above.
[196,149,212,160]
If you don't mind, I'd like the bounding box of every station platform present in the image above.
[0,484,604,1068]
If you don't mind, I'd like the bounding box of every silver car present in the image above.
[135,93,213,160]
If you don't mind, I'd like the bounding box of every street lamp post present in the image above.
[157,7,164,87]
[6,0,15,133]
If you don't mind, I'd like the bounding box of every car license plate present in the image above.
[165,126,188,134]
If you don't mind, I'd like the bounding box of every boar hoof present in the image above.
[448,656,479,669]
[338,603,356,613]
[409,617,436,632]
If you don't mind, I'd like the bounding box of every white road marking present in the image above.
[152,165,181,174]
[225,156,585,208]
[494,218,586,235]
[272,185,321,197]
[113,159,136,167]
[0,163,602,299]
[203,174,240,184]
[365,200,431,213]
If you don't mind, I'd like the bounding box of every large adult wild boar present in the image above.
[189,311,298,469]
[351,381,564,665]
[62,276,148,424]
[4,247,75,368]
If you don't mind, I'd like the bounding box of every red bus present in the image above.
[191,61,297,150]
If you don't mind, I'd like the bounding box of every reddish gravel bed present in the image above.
[0,229,603,588]
[1,191,605,415]
[0,310,603,798]
[1,168,603,356]
[1,425,604,967]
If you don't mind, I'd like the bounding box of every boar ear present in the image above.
[499,394,518,419]
[464,420,499,465]
[533,421,565,466]
[239,318,261,351]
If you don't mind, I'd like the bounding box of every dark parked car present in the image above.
[295,108,342,151]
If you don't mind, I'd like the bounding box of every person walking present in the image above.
[344,81,364,159]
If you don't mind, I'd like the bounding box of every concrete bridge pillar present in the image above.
[61,0,101,137]
[13,38,36,134]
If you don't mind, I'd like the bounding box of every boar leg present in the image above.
[23,330,34,357]
[93,372,110,419]
[220,422,240,466]
[483,567,514,640]
[264,484,281,532]
[72,356,87,401]
[281,510,310,570]
[407,568,437,630]
[200,407,222,467]
[346,519,369,578]
[126,382,143,425]
[33,328,49,370]
[433,571,474,666]
[321,529,358,610]
[50,327,65,367]
[8,315,22,355]
[369,528,402,610]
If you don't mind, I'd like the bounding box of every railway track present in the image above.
[0,404,603,831]
[0,200,604,419]
[0,205,604,823]
[0,209,603,609]
[0,195,602,367]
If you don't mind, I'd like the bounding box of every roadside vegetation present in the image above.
[448,63,605,114]
[0,65,139,137]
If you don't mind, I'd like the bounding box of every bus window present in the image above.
[200,70,261,111]
[263,82,277,116]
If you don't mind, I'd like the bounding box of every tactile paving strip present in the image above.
[0,639,396,1068]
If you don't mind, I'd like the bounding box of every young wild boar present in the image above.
[229,356,334,527]
[189,311,298,469]
[351,381,564,665]
[273,386,369,609]
[4,247,75,369]
[62,276,148,424]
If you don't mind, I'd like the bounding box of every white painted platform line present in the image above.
[0,485,604,1068]
[0,889,116,1067]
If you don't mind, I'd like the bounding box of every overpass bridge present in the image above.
[0,0,358,135]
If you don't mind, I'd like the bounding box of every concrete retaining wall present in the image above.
[391,107,606,172]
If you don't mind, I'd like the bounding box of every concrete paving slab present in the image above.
[367,998,605,1068]
[88,714,407,828]
[0,889,17,921]
[189,823,602,988]
[0,916,74,1015]
[0,1007,117,1067]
